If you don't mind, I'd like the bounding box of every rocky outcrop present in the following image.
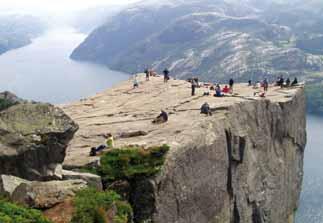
[62,169,103,190]
[11,179,87,209]
[0,175,28,197]
[62,75,306,223]
[0,97,78,181]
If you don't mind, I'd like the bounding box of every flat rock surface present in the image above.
[62,74,303,168]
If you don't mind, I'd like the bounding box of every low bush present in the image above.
[0,199,51,223]
[99,144,170,182]
[71,188,132,223]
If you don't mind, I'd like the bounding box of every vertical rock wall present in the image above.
[146,89,306,223]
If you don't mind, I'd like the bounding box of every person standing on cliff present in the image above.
[229,78,234,93]
[191,79,197,96]
[163,68,170,83]
[145,69,150,81]
[263,78,269,92]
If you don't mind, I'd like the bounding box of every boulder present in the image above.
[62,170,103,190]
[0,100,78,181]
[0,175,28,197]
[11,179,88,209]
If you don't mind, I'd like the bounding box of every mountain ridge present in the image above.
[71,0,323,82]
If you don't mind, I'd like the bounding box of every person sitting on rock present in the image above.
[106,133,115,148]
[286,78,291,87]
[203,86,210,96]
[214,84,223,97]
[222,85,230,94]
[152,110,168,124]
[133,75,139,88]
[291,77,298,86]
[200,102,212,116]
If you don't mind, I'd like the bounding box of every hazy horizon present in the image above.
[0,0,141,15]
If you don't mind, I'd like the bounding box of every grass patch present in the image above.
[0,199,51,223]
[71,188,132,223]
[99,144,170,182]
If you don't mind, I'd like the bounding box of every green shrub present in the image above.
[71,188,132,223]
[0,199,51,223]
[99,144,170,182]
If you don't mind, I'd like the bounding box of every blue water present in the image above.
[0,27,129,104]
[296,115,323,222]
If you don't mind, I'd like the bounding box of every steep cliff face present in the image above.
[152,91,306,223]
[62,75,306,223]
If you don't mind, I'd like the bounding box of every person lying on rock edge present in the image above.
[89,133,115,156]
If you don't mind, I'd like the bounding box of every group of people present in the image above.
[133,68,171,89]
[94,69,302,157]
[198,78,234,97]
[276,76,298,88]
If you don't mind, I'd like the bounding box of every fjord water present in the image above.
[296,115,323,223]
[0,27,129,104]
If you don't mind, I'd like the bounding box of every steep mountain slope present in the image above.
[71,0,323,82]
[0,15,45,55]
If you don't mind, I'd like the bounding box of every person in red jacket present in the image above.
[222,85,230,94]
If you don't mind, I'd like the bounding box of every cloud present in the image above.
[0,0,140,13]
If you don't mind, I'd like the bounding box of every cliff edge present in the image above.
[62,75,306,223]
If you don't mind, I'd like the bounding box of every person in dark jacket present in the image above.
[145,69,150,81]
[163,68,170,83]
[229,78,234,93]
[286,78,291,87]
[89,144,107,156]
[263,78,269,91]
[291,77,298,86]
[191,79,197,96]
[152,110,168,124]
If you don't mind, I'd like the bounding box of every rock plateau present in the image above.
[62,75,306,223]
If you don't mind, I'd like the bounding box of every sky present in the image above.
[0,0,141,14]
